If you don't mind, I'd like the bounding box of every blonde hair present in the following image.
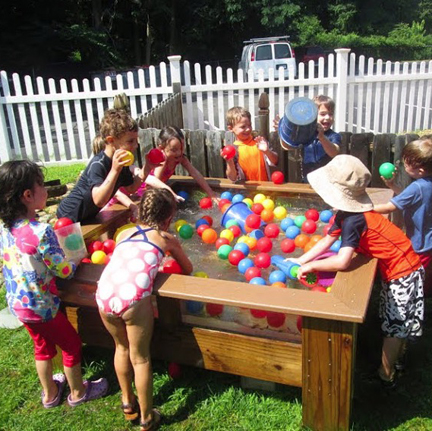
[99,109,138,140]
[92,135,106,155]
[226,106,251,128]
[138,188,177,230]
[402,138,432,172]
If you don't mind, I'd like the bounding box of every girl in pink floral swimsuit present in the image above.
[96,188,192,430]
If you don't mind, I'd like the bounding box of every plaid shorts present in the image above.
[380,267,424,340]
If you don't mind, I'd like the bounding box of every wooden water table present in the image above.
[57,176,392,431]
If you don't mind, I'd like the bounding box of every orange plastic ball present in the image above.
[221,203,231,213]
[260,209,274,222]
[303,241,315,253]
[201,228,218,244]
[294,233,310,249]
[310,234,323,244]
[272,281,287,288]
[243,236,257,251]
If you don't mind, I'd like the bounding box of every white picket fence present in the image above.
[0,49,431,164]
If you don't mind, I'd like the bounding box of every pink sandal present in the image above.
[41,373,66,408]
[67,378,108,407]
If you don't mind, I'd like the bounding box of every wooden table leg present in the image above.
[302,316,357,431]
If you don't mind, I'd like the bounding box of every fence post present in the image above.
[168,55,182,91]
[258,92,269,140]
[335,48,351,133]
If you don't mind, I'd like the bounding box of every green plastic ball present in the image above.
[379,162,395,179]
[217,244,233,260]
[289,264,300,279]
[64,233,84,251]
[294,215,306,228]
[179,224,194,239]
[225,219,239,228]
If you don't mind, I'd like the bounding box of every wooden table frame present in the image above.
[58,177,393,431]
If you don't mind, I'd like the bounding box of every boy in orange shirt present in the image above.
[221,107,278,181]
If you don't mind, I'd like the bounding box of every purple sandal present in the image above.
[67,378,108,407]
[41,373,66,408]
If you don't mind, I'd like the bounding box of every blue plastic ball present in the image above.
[285,225,301,239]
[249,277,267,286]
[249,229,265,240]
[186,300,204,314]
[330,239,342,252]
[238,258,254,274]
[177,191,189,201]
[195,219,209,229]
[221,191,233,201]
[320,210,333,223]
[232,193,245,204]
[269,270,287,284]
[234,242,250,256]
[281,217,295,231]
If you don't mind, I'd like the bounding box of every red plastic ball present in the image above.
[215,237,230,249]
[102,239,116,254]
[264,223,280,238]
[54,217,73,231]
[81,257,92,264]
[218,199,232,210]
[200,197,212,209]
[267,311,286,328]
[322,224,332,236]
[311,285,327,293]
[206,303,224,316]
[305,208,320,221]
[251,203,264,215]
[302,219,317,234]
[162,259,183,274]
[329,215,336,225]
[168,362,182,379]
[197,224,210,236]
[228,225,242,238]
[271,171,284,184]
[250,309,268,318]
[201,215,213,227]
[245,266,262,282]
[87,240,104,254]
[281,238,296,253]
[147,148,165,164]
[246,214,261,229]
[254,252,271,269]
[296,315,303,332]
[228,250,245,266]
[256,237,273,253]
[221,145,236,159]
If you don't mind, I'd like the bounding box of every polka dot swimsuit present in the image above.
[96,227,164,316]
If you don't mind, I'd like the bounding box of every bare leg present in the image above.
[379,336,403,380]
[35,359,57,403]
[64,363,86,401]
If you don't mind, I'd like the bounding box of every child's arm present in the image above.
[145,175,185,202]
[317,124,340,158]
[181,157,219,202]
[113,189,138,221]
[380,170,403,195]
[373,202,397,214]
[162,231,193,274]
[222,155,238,181]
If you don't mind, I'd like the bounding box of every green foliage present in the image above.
[43,163,86,185]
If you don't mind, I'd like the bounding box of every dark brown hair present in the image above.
[138,188,177,230]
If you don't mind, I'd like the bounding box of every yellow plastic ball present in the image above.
[262,198,275,211]
[237,235,249,244]
[91,250,107,265]
[194,271,209,278]
[253,193,266,204]
[220,229,234,243]
[244,236,257,251]
[121,151,134,166]
[113,223,136,241]
[242,198,253,208]
[274,206,287,220]
[175,219,188,231]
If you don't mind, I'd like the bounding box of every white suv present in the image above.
[238,36,297,80]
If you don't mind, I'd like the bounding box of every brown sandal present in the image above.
[140,409,161,430]
[121,399,139,421]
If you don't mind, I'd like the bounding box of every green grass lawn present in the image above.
[1,164,432,430]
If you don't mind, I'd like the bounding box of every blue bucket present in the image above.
[278,97,318,148]
[221,202,265,234]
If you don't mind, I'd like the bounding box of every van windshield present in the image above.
[275,43,291,59]
[256,45,272,61]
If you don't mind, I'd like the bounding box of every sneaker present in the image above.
[395,354,406,372]
[67,378,108,407]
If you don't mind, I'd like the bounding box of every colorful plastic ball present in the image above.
[296,316,303,332]
[379,162,396,179]
[243,236,257,251]
[206,303,224,316]
[257,237,273,253]
[228,250,245,266]
[330,239,342,252]
[54,217,74,236]
[232,193,245,204]
[262,199,275,211]
[260,209,274,222]
[294,215,307,228]
[91,250,107,265]
[220,191,233,201]
[121,150,134,166]
[264,223,280,238]
[225,219,239,228]
[221,145,236,159]
[215,237,230,249]
[302,219,317,234]
[228,225,242,238]
[269,270,287,284]
[253,193,266,204]
[281,238,296,253]
[147,148,165,164]
[285,225,301,239]
[162,259,183,274]
[177,191,189,201]
[245,266,262,281]
[281,217,295,231]
[194,271,209,278]
[81,257,92,264]
[288,264,300,280]
[237,235,248,243]
[195,218,209,229]
[175,219,188,231]
[88,240,104,254]
[249,277,267,286]
[218,198,232,210]
[267,311,286,328]
[272,281,287,288]
[217,244,233,259]
[199,197,212,209]
[234,242,250,256]
[238,258,254,274]
[274,206,287,220]
[65,233,84,251]
[250,309,267,318]
[201,215,213,227]
[322,224,332,236]
[305,208,320,221]
[186,300,204,314]
[254,252,271,269]
[251,203,264,215]
[113,223,136,241]
[197,224,210,237]
[242,198,253,208]
[320,210,333,223]
[246,214,261,229]
[303,241,315,253]
[168,362,182,379]
[179,224,194,239]
[220,229,234,243]
[294,233,310,249]
[102,239,116,254]
[271,171,284,184]
[311,285,328,293]
[202,228,218,244]
[221,203,231,213]
[249,229,265,240]
[310,234,323,244]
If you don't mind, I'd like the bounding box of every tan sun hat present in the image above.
[307,154,374,213]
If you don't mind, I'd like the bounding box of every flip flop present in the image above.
[121,398,139,421]
[41,373,66,408]
[67,377,109,407]
[140,409,161,431]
